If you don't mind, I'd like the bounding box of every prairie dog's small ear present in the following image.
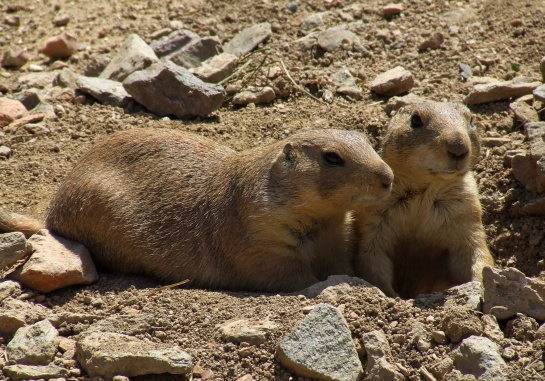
[273,142,298,167]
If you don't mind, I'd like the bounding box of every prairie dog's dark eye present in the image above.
[410,113,424,128]
[323,152,345,166]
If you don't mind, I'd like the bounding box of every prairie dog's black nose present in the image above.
[447,140,469,160]
[378,165,394,189]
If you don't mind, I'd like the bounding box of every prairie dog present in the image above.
[9,128,393,292]
[354,101,494,298]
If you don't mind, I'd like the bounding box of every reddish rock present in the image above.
[418,32,445,51]
[383,4,404,17]
[1,50,29,68]
[0,98,28,128]
[12,229,98,293]
[370,66,414,96]
[39,32,77,59]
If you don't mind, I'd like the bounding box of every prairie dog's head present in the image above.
[269,129,393,210]
[381,101,480,182]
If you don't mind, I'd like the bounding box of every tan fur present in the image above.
[3,128,393,292]
[354,101,494,298]
[0,211,44,238]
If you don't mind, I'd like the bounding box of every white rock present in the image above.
[7,319,59,365]
[218,319,278,345]
[453,336,506,380]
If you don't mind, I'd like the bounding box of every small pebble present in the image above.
[287,3,298,13]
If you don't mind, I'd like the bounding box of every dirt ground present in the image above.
[1,0,545,380]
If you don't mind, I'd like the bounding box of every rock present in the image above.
[509,101,539,124]
[0,97,28,128]
[383,4,403,17]
[52,13,70,27]
[1,50,29,68]
[481,314,504,343]
[150,29,200,58]
[432,330,448,345]
[362,330,405,381]
[100,34,159,81]
[504,149,526,167]
[300,12,328,31]
[370,66,414,97]
[459,63,472,80]
[218,319,278,345]
[224,22,272,57]
[76,76,131,107]
[0,279,22,301]
[17,71,59,90]
[520,196,545,215]
[53,68,78,88]
[76,331,193,379]
[442,307,483,343]
[0,145,12,158]
[39,32,77,59]
[87,314,160,335]
[384,94,427,116]
[418,32,444,51]
[190,53,238,83]
[123,61,224,118]
[302,275,376,299]
[6,319,59,365]
[483,266,545,320]
[330,67,362,99]
[236,375,255,381]
[430,358,454,380]
[11,229,98,293]
[2,364,69,381]
[481,137,511,148]
[232,86,275,106]
[453,336,506,380]
[533,84,545,102]
[83,56,110,77]
[317,27,360,52]
[408,321,432,351]
[540,56,545,81]
[0,232,33,270]
[165,36,222,69]
[463,79,541,104]
[511,153,545,193]
[443,281,484,311]
[441,7,478,25]
[0,298,49,337]
[10,89,43,110]
[505,314,538,341]
[277,304,363,381]
[47,312,103,328]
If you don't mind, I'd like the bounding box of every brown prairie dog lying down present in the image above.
[354,101,494,298]
[2,128,393,292]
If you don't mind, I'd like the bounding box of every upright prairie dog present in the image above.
[3,128,393,292]
[354,101,494,298]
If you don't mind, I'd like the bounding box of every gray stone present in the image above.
[2,364,69,381]
[7,319,59,365]
[0,299,49,337]
[533,84,545,102]
[302,275,377,299]
[0,232,33,270]
[24,123,50,136]
[540,56,545,81]
[408,321,432,351]
[48,312,103,328]
[0,146,12,158]
[53,68,78,88]
[453,336,506,380]
[232,86,276,106]
[362,330,406,381]
[224,22,272,57]
[190,53,238,83]
[418,32,444,51]
[444,281,484,311]
[442,307,483,343]
[525,122,545,160]
[87,314,162,335]
[12,229,98,293]
[9,89,42,110]
[331,67,362,100]
[511,153,545,193]
[463,79,541,105]
[370,66,414,96]
[429,358,454,380]
[277,304,363,381]
[509,101,539,125]
[123,61,224,118]
[505,314,538,341]
[76,331,193,379]
[317,27,360,52]
[150,29,200,57]
[0,279,22,301]
[218,319,278,345]
[481,314,504,343]
[459,63,473,80]
[1,50,29,68]
[301,12,327,31]
[16,72,58,90]
[76,76,131,107]
[384,94,427,116]
[483,266,545,320]
[166,36,222,69]
[100,34,159,81]
[52,13,70,27]
[83,55,110,77]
